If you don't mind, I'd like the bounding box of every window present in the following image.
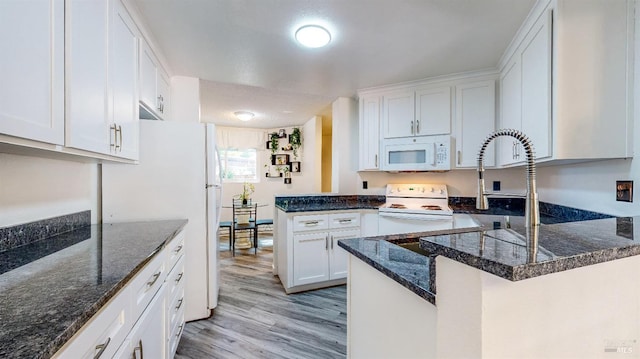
[220,148,258,183]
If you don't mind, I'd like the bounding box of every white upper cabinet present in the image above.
[109,0,139,160]
[66,0,139,160]
[0,0,64,145]
[498,10,551,167]
[455,80,496,168]
[139,39,171,120]
[358,95,380,171]
[65,0,109,155]
[498,0,632,165]
[382,87,451,139]
[382,90,415,138]
[415,87,451,136]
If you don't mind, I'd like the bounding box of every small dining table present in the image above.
[221,201,269,250]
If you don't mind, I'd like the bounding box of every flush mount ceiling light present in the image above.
[295,25,331,48]
[234,111,254,121]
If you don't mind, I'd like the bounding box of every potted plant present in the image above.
[236,182,255,205]
[270,132,279,155]
[289,127,302,158]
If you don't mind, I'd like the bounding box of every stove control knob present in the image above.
[430,187,435,192]
[440,189,444,194]
[420,187,425,193]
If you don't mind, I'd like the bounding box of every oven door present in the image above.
[378,211,454,235]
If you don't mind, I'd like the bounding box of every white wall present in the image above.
[219,117,322,222]
[0,154,99,227]
[170,76,200,123]
[332,97,358,194]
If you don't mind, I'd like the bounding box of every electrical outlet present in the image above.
[493,181,501,191]
[616,181,633,202]
[362,181,368,190]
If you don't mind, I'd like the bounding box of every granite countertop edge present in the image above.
[338,239,436,305]
[41,220,188,358]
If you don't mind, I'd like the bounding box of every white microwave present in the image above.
[381,135,452,171]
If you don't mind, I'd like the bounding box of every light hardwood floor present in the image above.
[175,236,347,359]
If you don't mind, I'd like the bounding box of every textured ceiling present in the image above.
[131,0,536,128]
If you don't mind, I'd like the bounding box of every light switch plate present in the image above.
[616,180,633,202]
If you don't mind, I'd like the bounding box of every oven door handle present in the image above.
[379,211,452,221]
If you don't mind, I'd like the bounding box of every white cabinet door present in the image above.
[0,0,64,145]
[359,95,380,170]
[127,288,166,359]
[455,81,496,168]
[293,231,330,286]
[139,39,157,112]
[65,0,110,155]
[521,10,552,161]
[382,91,414,139]
[157,71,171,120]
[415,86,451,136]
[329,228,360,280]
[499,58,522,166]
[109,0,139,160]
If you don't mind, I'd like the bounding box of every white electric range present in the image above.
[378,183,455,235]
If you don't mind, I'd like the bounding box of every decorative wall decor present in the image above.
[264,128,303,182]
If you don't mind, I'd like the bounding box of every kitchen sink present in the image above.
[398,242,432,256]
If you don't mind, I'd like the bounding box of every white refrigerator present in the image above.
[102,120,223,322]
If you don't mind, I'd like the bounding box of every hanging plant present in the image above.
[289,127,302,158]
[270,132,279,155]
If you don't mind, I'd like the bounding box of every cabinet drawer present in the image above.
[53,286,131,359]
[130,250,166,321]
[167,287,185,332]
[166,254,185,300]
[329,212,360,229]
[166,230,185,273]
[168,308,185,359]
[293,214,329,232]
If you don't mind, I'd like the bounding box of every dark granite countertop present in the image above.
[420,215,640,281]
[0,219,187,359]
[339,212,637,305]
[275,194,385,212]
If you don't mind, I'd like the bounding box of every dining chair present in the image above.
[231,199,258,256]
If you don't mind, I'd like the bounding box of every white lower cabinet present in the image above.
[124,286,166,359]
[54,230,185,359]
[280,211,361,292]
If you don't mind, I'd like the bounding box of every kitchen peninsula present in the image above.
[340,214,640,359]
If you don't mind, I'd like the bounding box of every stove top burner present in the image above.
[389,204,407,209]
[421,205,443,211]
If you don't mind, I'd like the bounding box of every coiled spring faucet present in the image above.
[477,129,540,229]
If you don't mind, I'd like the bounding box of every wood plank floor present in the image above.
[175,237,347,359]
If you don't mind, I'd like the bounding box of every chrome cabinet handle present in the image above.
[457,150,461,165]
[175,272,184,283]
[93,337,111,359]
[176,324,184,338]
[133,339,144,359]
[338,219,352,223]
[173,244,183,253]
[331,235,334,249]
[109,125,117,149]
[303,221,319,226]
[410,120,414,135]
[374,154,378,167]
[117,125,122,152]
[325,235,329,250]
[416,120,420,134]
[146,271,161,287]
[157,95,162,111]
[175,297,184,311]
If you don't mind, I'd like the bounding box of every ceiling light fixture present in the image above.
[234,111,254,121]
[295,25,331,48]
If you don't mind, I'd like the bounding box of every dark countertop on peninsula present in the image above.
[275,194,386,212]
[339,213,638,305]
[0,219,187,359]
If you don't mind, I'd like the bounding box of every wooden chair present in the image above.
[231,200,258,256]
